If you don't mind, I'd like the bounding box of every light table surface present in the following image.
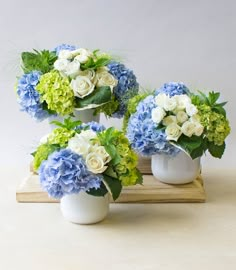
[0,167,236,270]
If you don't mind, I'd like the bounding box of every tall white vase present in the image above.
[60,192,109,224]
[49,109,100,130]
[151,151,201,184]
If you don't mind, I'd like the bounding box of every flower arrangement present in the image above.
[126,82,230,159]
[16,44,139,121]
[32,118,143,200]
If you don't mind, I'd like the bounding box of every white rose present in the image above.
[163,96,177,111]
[151,107,166,124]
[186,104,198,116]
[162,115,177,126]
[54,59,70,71]
[155,93,168,108]
[70,76,95,98]
[78,69,96,82]
[96,71,118,89]
[176,111,189,124]
[73,48,92,63]
[68,136,90,157]
[96,66,108,73]
[64,60,81,78]
[194,123,204,136]
[181,121,196,137]
[165,123,182,141]
[58,50,73,60]
[79,130,97,143]
[174,95,191,110]
[86,153,107,174]
[190,114,201,123]
[90,145,111,164]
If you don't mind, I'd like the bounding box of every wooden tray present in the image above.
[16,174,206,203]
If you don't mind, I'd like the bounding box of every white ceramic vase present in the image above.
[60,192,109,224]
[49,109,100,130]
[151,151,201,184]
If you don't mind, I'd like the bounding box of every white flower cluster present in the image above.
[67,130,111,174]
[151,93,204,141]
[54,48,118,98]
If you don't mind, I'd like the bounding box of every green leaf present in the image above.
[49,120,65,128]
[198,91,208,103]
[104,166,118,178]
[21,49,57,74]
[94,95,119,117]
[208,141,225,158]
[208,91,220,105]
[86,182,108,197]
[103,175,122,201]
[135,169,143,185]
[176,135,206,159]
[50,118,82,130]
[212,105,226,117]
[75,86,112,109]
[80,53,111,70]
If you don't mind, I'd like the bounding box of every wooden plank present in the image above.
[16,174,206,203]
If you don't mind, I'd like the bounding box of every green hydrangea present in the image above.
[97,127,141,186]
[94,95,119,116]
[36,70,75,115]
[48,128,75,147]
[120,169,140,186]
[33,143,60,171]
[199,104,231,146]
[123,93,149,131]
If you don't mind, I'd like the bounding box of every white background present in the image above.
[0,0,235,170]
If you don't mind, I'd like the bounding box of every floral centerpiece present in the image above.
[125,82,230,184]
[126,82,230,159]
[16,44,139,121]
[33,118,143,202]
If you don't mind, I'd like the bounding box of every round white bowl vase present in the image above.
[60,192,109,224]
[49,109,100,130]
[151,151,201,184]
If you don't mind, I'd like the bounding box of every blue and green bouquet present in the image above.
[16,44,139,121]
[125,82,230,159]
[32,118,142,200]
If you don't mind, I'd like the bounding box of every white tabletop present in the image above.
[1,167,236,270]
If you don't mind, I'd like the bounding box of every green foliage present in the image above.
[86,182,108,197]
[21,49,57,74]
[192,91,227,116]
[80,50,111,71]
[50,117,82,131]
[123,93,149,131]
[135,169,144,185]
[75,86,112,109]
[94,95,119,116]
[175,135,207,159]
[97,127,143,187]
[208,141,225,158]
[102,174,122,201]
[33,143,60,171]
[97,127,121,165]
[189,90,230,159]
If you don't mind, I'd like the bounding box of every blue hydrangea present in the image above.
[76,121,106,133]
[53,44,77,55]
[39,149,102,199]
[107,61,139,118]
[155,82,190,97]
[16,71,50,121]
[126,95,179,156]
